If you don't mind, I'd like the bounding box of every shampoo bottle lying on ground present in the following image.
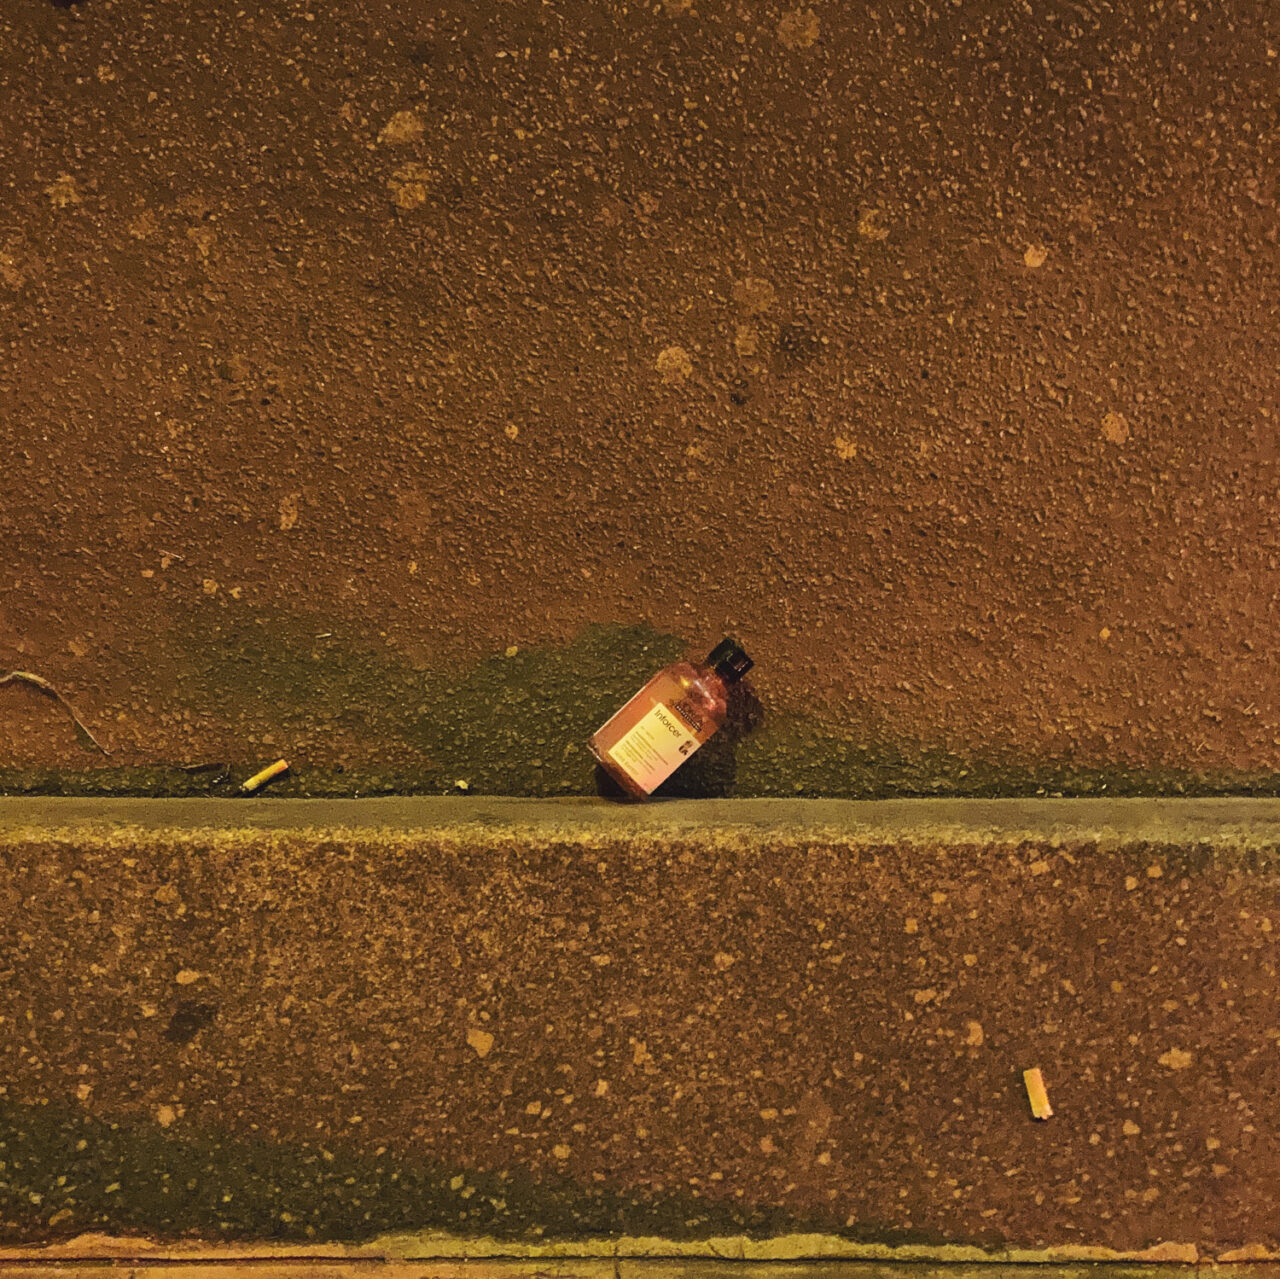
[588,638,753,798]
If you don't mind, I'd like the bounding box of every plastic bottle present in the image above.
[588,638,753,798]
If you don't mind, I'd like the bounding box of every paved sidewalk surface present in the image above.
[1,799,1277,1261]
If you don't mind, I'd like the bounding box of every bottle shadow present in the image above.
[593,680,764,802]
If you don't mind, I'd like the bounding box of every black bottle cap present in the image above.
[705,637,753,683]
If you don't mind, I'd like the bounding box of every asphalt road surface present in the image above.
[1,0,1277,794]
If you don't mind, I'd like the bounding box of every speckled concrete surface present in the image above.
[1,1266,1273,1279]
[1,801,1277,1255]
[0,1266,611,1279]
[1,1,1278,793]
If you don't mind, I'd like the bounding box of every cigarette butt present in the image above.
[241,759,289,794]
[1023,1066,1053,1120]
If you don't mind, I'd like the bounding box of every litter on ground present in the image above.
[1023,1066,1053,1120]
[241,758,290,793]
[0,669,109,755]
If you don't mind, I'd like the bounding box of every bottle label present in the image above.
[607,702,701,793]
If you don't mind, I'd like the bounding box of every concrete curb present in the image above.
[3,795,1280,843]
[5,1237,1271,1266]
[2,1230,1279,1265]
[1,1262,1277,1279]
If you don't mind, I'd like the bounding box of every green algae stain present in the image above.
[0,1099,829,1245]
[162,604,689,796]
[165,600,422,741]
[3,617,1280,799]
[407,622,684,796]
[731,719,1280,801]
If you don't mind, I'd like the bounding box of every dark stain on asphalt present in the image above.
[164,1001,218,1045]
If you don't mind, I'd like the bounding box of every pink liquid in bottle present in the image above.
[588,638,753,798]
